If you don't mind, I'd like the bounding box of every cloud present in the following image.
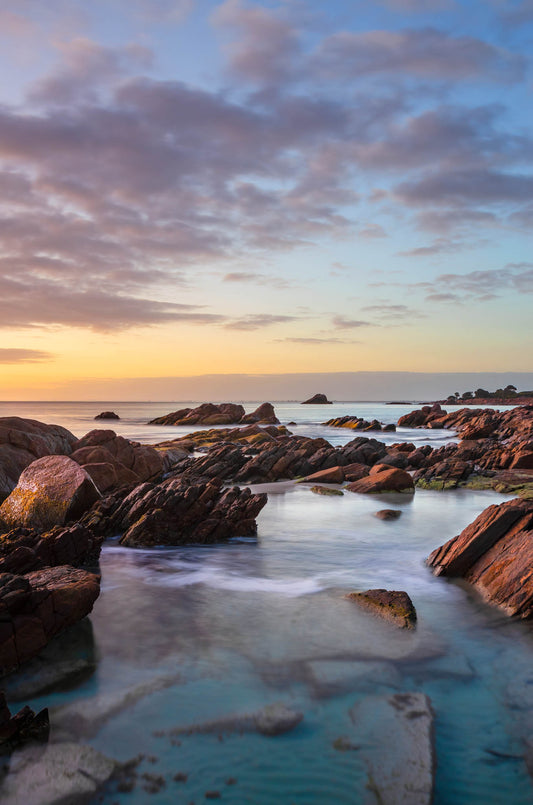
[224,313,298,331]
[498,0,533,26]
[0,273,225,331]
[332,315,373,328]
[418,264,533,302]
[29,39,153,105]
[211,0,300,84]
[223,271,290,288]
[0,348,54,364]
[276,337,360,344]
[398,237,466,257]
[395,169,533,206]
[313,28,524,82]
[362,303,426,320]
[359,223,387,238]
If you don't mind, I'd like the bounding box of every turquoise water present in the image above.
[3,402,532,803]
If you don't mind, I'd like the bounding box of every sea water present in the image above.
[2,401,532,803]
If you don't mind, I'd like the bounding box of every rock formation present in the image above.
[301,393,332,404]
[94,411,120,420]
[0,417,77,503]
[323,415,395,432]
[346,464,415,495]
[81,477,267,548]
[0,456,101,531]
[346,589,416,629]
[0,524,103,575]
[71,429,164,493]
[427,497,533,618]
[0,566,101,673]
[149,401,279,427]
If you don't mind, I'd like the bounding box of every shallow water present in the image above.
[8,484,533,804]
[3,401,532,803]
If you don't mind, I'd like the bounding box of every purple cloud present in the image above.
[314,28,524,82]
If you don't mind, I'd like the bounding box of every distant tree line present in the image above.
[445,385,533,404]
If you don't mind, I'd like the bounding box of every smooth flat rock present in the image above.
[0,742,116,805]
[349,692,435,805]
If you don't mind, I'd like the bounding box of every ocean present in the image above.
[2,400,531,803]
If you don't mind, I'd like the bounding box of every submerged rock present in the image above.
[94,411,120,420]
[0,742,116,805]
[52,674,180,738]
[165,701,303,738]
[346,589,417,629]
[374,509,403,520]
[0,456,100,532]
[349,692,435,805]
[427,497,533,619]
[310,485,344,496]
[0,692,49,754]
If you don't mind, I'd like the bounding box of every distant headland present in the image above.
[438,385,533,406]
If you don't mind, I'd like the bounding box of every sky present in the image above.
[0,0,532,400]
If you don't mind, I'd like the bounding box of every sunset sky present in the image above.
[1,0,532,399]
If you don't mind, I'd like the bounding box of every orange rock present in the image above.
[302,466,345,484]
[346,466,414,494]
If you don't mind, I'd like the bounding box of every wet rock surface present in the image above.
[0,566,100,673]
[323,415,396,432]
[346,589,417,629]
[428,497,533,619]
[0,524,103,575]
[0,692,49,754]
[81,477,267,548]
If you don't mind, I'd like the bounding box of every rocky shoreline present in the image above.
[1,400,532,800]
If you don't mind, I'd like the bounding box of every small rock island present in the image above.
[301,393,332,404]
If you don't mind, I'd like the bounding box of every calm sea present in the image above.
[3,400,531,803]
